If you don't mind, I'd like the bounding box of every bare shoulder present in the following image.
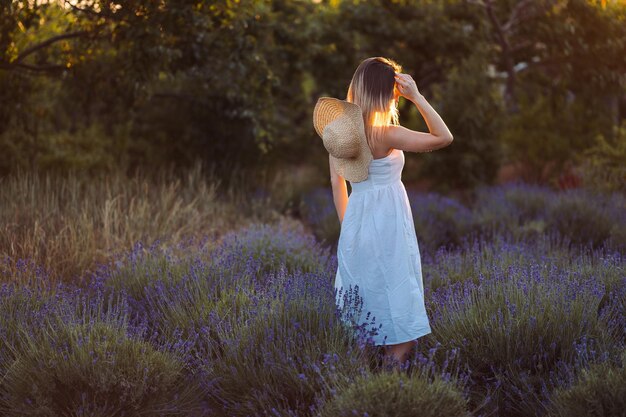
[383,124,453,154]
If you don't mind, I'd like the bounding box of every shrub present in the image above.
[425,236,620,417]
[471,184,626,251]
[88,236,266,368]
[0,280,59,379]
[91,241,199,308]
[474,183,555,230]
[422,233,557,292]
[319,370,470,417]
[201,268,372,417]
[499,92,607,184]
[136,274,257,367]
[548,351,626,417]
[0,290,206,417]
[576,121,626,194]
[299,187,341,247]
[214,217,332,277]
[423,232,626,290]
[471,183,553,239]
[545,189,625,248]
[417,45,503,190]
[407,192,474,256]
[598,277,626,344]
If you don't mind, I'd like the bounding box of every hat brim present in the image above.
[314,97,373,183]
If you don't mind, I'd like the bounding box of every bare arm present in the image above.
[388,73,454,153]
[329,154,348,225]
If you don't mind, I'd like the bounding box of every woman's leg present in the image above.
[383,340,414,370]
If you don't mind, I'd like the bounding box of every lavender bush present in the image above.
[408,192,476,256]
[0,180,624,417]
[90,240,198,310]
[300,182,626,256]
[547,350,626,417]
[197,267,375,417]
[419,234,624,417]
[319,370,470,417]
[0,282,58,380]
[299,187,341,248]
[471,182,555,235]
[471,183,626,251]
[215,217,333,277]
[0,284,207,416]
[545,189,626,248]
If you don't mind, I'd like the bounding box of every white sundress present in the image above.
[334,148,432,346]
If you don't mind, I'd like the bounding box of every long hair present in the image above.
[346,57,402,154]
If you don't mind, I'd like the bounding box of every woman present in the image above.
[330,57,454,369]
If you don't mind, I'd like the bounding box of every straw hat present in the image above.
[313,97,373,183]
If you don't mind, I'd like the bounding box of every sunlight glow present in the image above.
[587,0,626,8]
[371,111,390,128]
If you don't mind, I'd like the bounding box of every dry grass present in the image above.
[0,163,283,286]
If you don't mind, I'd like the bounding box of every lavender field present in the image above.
[3,0,624,415]
[1,179,625,417]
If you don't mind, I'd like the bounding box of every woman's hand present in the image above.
[394,72,421,102]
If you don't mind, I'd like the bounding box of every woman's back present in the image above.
[349,148,403,192]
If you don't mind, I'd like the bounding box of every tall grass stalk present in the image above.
[0,163,276,286]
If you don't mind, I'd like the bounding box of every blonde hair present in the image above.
[346,57,402,154]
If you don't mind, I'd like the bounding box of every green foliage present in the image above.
[1,0,625,189]
[419,45,505,190]
[101,245,200,307]
[500,91,612,184]
[0,284,57,378]
[459,0,625,188]
[577,121,626,194]
[0,122,126,173]
[0,297,205,416]
[319,370,470,417]
[431,268,607,376]
[548,351,626,417]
